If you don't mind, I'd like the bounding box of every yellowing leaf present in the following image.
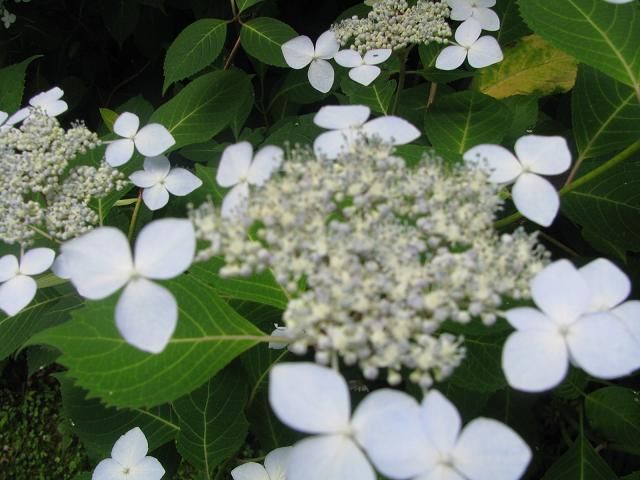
[474,35,578,99]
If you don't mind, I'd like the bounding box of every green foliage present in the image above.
[586,387,640,452]
[240,17,297,68]
[0,56,41,112]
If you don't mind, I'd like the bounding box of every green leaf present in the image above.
[102,0,140,47]
[501,95,538,142]
[562,155,640,254]
[269,69,329,109]
[340,77,396,115]
[474,35,578,99]
[586,386,640,451]
[236,0,264,13]
[0,55,41,112]
[151,69,252,150]
[447,333,508,392]
[518,0,640,96]
[99,108,118,132]
[553,368,588,400]
[29,275,266,408]
[494,0,532,45]
[265,113,322,148]
[163,19,228,93]
[424,91,510,154]
[174,367,249,476]
[541,431,617,480]
[572,65,640,161]
[240,17,297,68]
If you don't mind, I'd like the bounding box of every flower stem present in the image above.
[391,48,410,115]
[127,190,143,242]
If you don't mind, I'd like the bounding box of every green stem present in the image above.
[391,48,410,115]
[30,226,61,244]
[127,190,143,242]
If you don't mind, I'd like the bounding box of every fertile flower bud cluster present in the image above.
[0,109,125,245]
[191,139,548,388]
[332,0,452,53]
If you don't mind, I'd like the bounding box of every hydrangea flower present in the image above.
[0,248,55,316]
[216,141,283,219]
[106,112,175,167]
[92,427,165,480]
[313,105,420,159]
[60,218,195,353]
[502,259,640,392]
[447,0,500,31]
[604,0,634,3]
[231,447,292,480]
[129,155,202,211]
[435,19,503,70]
[281,31,340,93]
[334,48,392,86]
[8,86,69,125]
[464,135,572,227]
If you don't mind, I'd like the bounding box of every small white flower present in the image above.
[464,135,572,227]
[8,87,69,126]
[502,259,640,392]
[269,324,291,350]
[216,142,283,219]
[0,248,55,316]
[435,18,503,70]
[92,427,165,480]
[313,105,421,159]
[130,155,202,211]
[281,31,340,93]
[334,49,392,86]
[106,112,175,167]
[60,218,195,353]
[447,0,501,31]
[2,9,16,29]
[231,447,293,480]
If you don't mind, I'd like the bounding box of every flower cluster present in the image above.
[332,0,452,53]
[0,0,29,29]
[190,136,547,387]
[0,108,125,245]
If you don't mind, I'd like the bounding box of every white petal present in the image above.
[164,168,203,196]
[142,184,170,211]
[92,458,123,480]
[435,45,468,71]
[579,258,631,312]
[349,65,381,86]
[568,313,640,378]
[6,107,29,126]
[313,130,352,159]
[473,7,501,31]
[221,182,250,219]
[353,389,436,479]
[135,124,175,157]
[231,463,270,480]
[0,255,19,282]
[19,248,55,275]
[468,36,503,68]
[281,36,315,69]
[247,145,283,186]
[361,116,421,145]
[530,259,589,326]
[308,59,334,93]
[44,100,68,117]
[455,18,482,47]
[0,275,37,316]
[113,112,140,138]
[269,362,351,434]
[51,254,71,279]
[144,155,171,177]
[111,427,149,467]
[450,5,474,21]
[334,49,363,68]
[287,435,374,480]
[105,139,135,167]
[314,30,340,59]
[116,278,177,353]
[502,329,568,392]
[463,144,522,184]
[514,135,572,176]
[505,307,557,332]
[61,227,133,299]
[130,456,165,480]
[130,170,159,189]
[420,390,461,455]
[133,218,195,280]
[453,418,532,480]
[363,49,392,65]
[264,447,293,480]
[447,0,472,8]
[217,142,253,187]
[476,0,496,7]
[29,86,63,104]
[613,301,640,345]
[416,465,465,480]
[314,105,370,130]
[269,326,290,350]
[511,173,559,227]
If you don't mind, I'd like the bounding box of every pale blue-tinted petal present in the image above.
[231,463,270,480]
[217,142,253,187]
[511,173,559,227]
[0,275,37,316]
[264,447,293,480]
[0,255,19,282]
[514,135,572,176]
[111,427,148,466]
[281,36,314,69]
[142,184,170,211]
[314,105,370,130]
[467,36,503,68]
[135,124,175,157]
[113,112,140,138]
[105,139,135,167]
[164,168,202,196]
[20,248,55,275]
[579,258,631,312]
[308,59,334,93]
[247,146,283,186]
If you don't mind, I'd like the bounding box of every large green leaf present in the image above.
[29,275,266,408]
[518,0,640,96]
[424,91,510,154]
[265,113,322,148]
[163,19,228,93]
[475,35,578,99]
[446,333,508,392]
[174,367,249,475]
[0,55,41,112]
[494,0,531,45]
[586,386,640,451]
[240,17,297,68]
[151,69,252,150]
[340,77,396,115]
[236,0,264,13]
[541,431,617,480]
[572,65,640,160]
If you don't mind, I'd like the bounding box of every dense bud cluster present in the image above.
[332,0,452,53]
[190,139,548,388]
